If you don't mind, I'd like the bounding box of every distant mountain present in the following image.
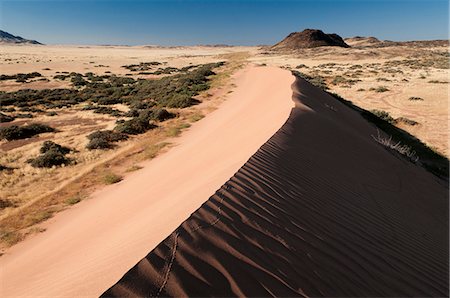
[272,29,349,50]
[0,30,42,45]
[345,35,449,48]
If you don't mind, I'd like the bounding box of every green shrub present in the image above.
[40,141,71,154]
[86,130,128,150]
[114,118,156,135]
[0,123,54,141]
[92,106,123,117]
[96,97,122,105]
[138,108,175,122]
[86,138,112,150]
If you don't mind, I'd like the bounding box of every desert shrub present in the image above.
[103,173,122,184]
[122,61,162,72]
[40,141,71,154]
[396,117,419,126]
[331,75,361,86]
[28,150,71,168]
[137,108,175,122]
[148,108,175,122]
[408,96,424,101]
[92,106,123,117]
[166,123,191,137]
[86,130,128,150]
[0,123,54,141]
[114,117,157,135]
[88,130,128,142]
[0,164,10,171]
[96,97,122,105]
[86,138,112,150]
[0,198,15,209]
[291,71,328,90]
[428,80,447,84]
[54,74,70,80]
[374,86,389,92]
[15,113,33,118]
[71,74,87,87]
[0,72,41,82]
[20,107,43,113]
[129,101,155,110]
[0,113,14,123]
[370,110,396,124]
[108,76,135,86]
[65,196,81,205]
[28,141,72,168]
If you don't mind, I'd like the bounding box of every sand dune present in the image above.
[104,77,449,297]
[0,66,294,296]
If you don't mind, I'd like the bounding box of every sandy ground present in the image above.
[0,44,254,88]
[0,66,294,296]
[104,76,448,297]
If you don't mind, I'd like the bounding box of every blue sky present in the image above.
[0,0,448,45]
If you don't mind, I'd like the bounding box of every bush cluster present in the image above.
[0,123,54,141]
[0,112,14,123]
[122,61,162,72]
[0,62,223,112]
[0,72,42,83]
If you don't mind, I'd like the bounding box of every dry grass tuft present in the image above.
[103,173,123,185]
[372,130,419,162]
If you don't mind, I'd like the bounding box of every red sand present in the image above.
[103,77,449,297]
[0,66,294,297]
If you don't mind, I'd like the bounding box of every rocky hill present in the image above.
[0,30,42,45]
[272,29,349,50]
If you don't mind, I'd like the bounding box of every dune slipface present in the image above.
[103,77,449,297]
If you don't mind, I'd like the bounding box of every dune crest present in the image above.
[0,66,295,296]
[104,76,449,297]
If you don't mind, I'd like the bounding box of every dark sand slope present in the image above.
[103,77,449,297]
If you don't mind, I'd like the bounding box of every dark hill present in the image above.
[0,30,42,45]
[272,29,350,50]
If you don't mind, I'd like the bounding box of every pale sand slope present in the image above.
[0,66,294,297]
[104,77,448,297]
